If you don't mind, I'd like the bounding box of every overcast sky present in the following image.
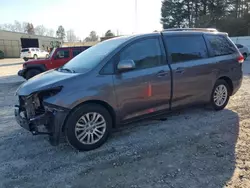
[0,0,163,39]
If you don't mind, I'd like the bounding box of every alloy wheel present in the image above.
[75,112,106,145]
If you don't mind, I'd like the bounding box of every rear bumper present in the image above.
[14,103,69,146]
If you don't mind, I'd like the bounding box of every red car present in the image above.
[18,46,91,79]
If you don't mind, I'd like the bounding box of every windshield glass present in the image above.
[61,37,129,73]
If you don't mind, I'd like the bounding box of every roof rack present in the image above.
[163,28,218,32]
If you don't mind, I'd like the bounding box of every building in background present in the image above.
[0,30,62,58]
[62,41,99,47]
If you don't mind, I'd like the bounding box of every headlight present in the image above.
[37,86,63,99]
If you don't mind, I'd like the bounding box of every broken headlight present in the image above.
[37,86,63,99]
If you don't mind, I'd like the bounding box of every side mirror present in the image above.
[117,60,136,72]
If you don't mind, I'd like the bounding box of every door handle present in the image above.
[175,67,185,74]
[157,70,168,77]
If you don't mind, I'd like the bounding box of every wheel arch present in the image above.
[217,76,233,96]
[62,100,117,132]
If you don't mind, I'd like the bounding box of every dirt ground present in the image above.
[0,59,250,188]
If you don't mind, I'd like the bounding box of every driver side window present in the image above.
[119,38,164,70]
[55,49,70,59]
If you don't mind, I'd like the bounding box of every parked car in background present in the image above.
[15,28,243,151]
[18,46,91,79]
[21,48,49,61]
[235,44,249,60]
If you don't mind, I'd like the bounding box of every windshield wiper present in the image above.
[58,67,75,73]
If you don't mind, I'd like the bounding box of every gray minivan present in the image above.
[15,28,243,151]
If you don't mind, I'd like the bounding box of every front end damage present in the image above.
[14,87,69,146]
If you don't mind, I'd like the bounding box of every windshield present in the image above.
[61,37,129,73]
[49,48,56,58]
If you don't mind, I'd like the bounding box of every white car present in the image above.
[20,47,49,61]
[235,44,249,60]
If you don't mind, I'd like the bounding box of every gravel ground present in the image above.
[0,61,250,188]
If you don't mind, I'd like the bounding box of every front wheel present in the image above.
[65,104,112,151]
[210,80,230,111]
[33,54,38,59]
[25,69,41,79]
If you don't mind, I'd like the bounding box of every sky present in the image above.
[0,0,163,39]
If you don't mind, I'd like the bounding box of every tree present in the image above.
[66,29,77,42]
[46,29,54,37]
[105,30,115,37]
[161,0,188,28]
[85,31,99,42]
[13,20,23,32]
[25,23,35,35]
[161,0,250,36]
[35,25,46,36]
[56,25,66,40]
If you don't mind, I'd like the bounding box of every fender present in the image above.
[18,64,47,78]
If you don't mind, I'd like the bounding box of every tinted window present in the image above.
[206,35,236,56]
[21,49,29,52]
[165,35,208,63]
[119,38,164,70]
[31,49,35,51]
[55,49,70,59]
[72,49,82,57]
[35,49,39,51]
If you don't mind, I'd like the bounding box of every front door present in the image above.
[51,48,71,69]
[113,37,171,121]
[163,34,213,108]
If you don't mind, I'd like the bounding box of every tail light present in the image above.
[238,54,244,63]
[28,51,31,54]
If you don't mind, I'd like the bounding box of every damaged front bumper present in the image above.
[14,99,69,146]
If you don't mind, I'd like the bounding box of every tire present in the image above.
[25,69,41,79]
[33,54,38,60]
[65,104,112,151]
[46,54,49,58]
[210,79,230,111]
[23,58,28,61]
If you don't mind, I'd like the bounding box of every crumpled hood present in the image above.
[16,69,80,96]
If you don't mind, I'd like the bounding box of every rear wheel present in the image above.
[65,104,112,151]
[25,69,41,79]
[210,80,230,111]
[33,54,38,59]
[23,57,28,61]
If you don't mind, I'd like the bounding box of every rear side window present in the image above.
[119,38,164,70]
[165,35,208,63]
[31,49,35,51]
[55,49,70,59]
[205,35,236,56]
[21,49,29,52]
[72,49,82,57]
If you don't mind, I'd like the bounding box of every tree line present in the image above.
[0,21,116,42]
[161,0,250,36]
